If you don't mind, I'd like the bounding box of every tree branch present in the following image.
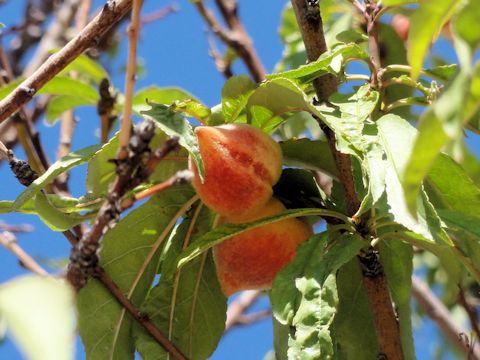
[290,1,404,359]
[0,231,48,276]
[0,0,133,123]
[225,289,263,331]
[193,0,265,82]
[412,276,480,360]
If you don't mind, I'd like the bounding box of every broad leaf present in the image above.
[271,232,364,359]
[37,76,99,102]
[379,240,415,360]
[135,204,226,360]
[408,0,460,79]
[221,75,256,122]
[426,153,480,215]
[280,138,338,178]
[332,259,379,359]
[59,53,108,84]
[176,208,353,268]
[453,1,480,52]
[14,144,101,209]
[34,192,88,231]
[132,86,195,114]
[78,187,198,360]
[267,43,368,84]
[46,95,94,124]
[0,276,75,360]
[402,70,471,213]
[142,104,204,181]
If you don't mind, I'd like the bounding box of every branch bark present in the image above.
[412,276,480,360]
[193,0,265,82]
[290,1,404,359]
[0,0,133,123]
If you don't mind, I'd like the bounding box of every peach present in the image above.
[189,124,282,220]
[213,198,313,296]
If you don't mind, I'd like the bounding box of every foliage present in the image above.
[1,0,480,359]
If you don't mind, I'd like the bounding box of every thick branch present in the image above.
[412,276,480,360]
[290,1,404,358]
[0,0,133,123]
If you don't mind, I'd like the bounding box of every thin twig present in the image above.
[193,0,265,82]
[95,268,188,360]
[225,289,263,331]
[0,231,48,276]
[0,0,133,123]
[459,285,480,341]
[142,4,179,25]
[119,0,143,157]
[120,170,193,211]
[412,276,480,360]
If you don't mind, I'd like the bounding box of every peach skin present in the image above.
[213,198,312,296]
[189,124,282,220]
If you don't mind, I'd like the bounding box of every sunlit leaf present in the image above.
[46,95,94,124]
[135,204,226,360]
[78,186,198,359]
[408,0,460,79]
[177,207,352,268]
[34,192,88,231]
[271,232,364,359]
[0,276,75,360]
[221,75,256,122]
[38,76,99,102]
[14,144,102,209]
[142,104,204,181]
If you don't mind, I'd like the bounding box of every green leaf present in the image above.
[453,1,480,52]
[172,99,211,123]
[59,53,108,84]
[221,75,256,122]
[14,144,102,209]
[141,104,204,181]
[379,241,415,360]
[271,232,364,359]
[402,71,471,213]
[177,208,353,268]
[267,43,368,84]
[78,186,198,360]
[280,138,338,178]
[377,115,451,243]
[0,78,24,101]
[46,95,94,124]
[135,204,226,360]
[382,0,417,4]
[132,87,195,114]
[0,194,100,215]
[38,76,99,102]
[408,0,460,79]
[436,210,480,281]
[332,258,379,360]
[426,153,480,215]
[273,169,324,210]
[86,134,119,196]
[0,276,75,360]
[34,192,87,231]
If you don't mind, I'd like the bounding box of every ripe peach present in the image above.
[189,124,282,220]
[213,198,313,296]
[391,14,410,42]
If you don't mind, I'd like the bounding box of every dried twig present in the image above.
[0,231,48,276]
[225,290,264,331]
[459,285,480,342]
[142,4,179,25]
[412,276,480,360]
[119,0,143,157]
[193,0,265,82]
[0,0,133,123]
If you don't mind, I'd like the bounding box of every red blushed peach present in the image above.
[213,198,313,296]
[189,124,282,221]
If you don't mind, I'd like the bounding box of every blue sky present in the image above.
[0,0,463,359]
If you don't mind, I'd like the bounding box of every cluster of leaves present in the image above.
[0,0,479,359]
